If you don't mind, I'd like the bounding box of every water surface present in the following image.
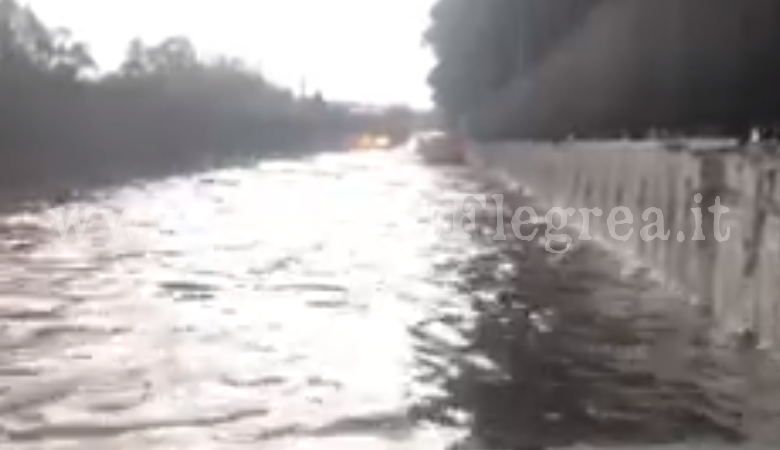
[0,150,778,449]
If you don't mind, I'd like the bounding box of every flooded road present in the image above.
[1,150,779,449]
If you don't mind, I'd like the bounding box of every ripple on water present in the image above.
[158,281,219,302]
[1,152,780,449]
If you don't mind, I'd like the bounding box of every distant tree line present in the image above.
[0,0,415,194]
[426,0,780,141]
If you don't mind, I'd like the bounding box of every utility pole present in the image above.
[299,77,307,99]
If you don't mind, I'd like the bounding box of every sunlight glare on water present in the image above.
[0,151,470,449]
[1,149,779,450]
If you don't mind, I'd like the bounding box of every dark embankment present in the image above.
[426,0,780,140]
[0,0,416,201]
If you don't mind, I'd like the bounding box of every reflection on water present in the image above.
[413,211,771,449]
[0,150,779,449]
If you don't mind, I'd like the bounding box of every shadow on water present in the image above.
[0,146,336,215]
[410,191,757,449]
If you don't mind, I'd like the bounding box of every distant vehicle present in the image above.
[351,134,393,151]
[414,132,467,164]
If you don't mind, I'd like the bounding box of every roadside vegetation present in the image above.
[426,0,780,141]
[0,0,416,194]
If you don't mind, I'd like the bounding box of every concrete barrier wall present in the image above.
[468,142,780,349]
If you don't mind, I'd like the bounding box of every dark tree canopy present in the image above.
[425,0,603,129]
[426,0,780,140]
[0,0,412,194]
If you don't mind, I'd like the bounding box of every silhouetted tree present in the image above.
[425,0,603,130]
[426,0,780,140]
[0,0,412,193]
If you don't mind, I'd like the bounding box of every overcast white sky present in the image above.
[24,0,435,106]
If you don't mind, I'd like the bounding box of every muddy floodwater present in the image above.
[1,150,779,449]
